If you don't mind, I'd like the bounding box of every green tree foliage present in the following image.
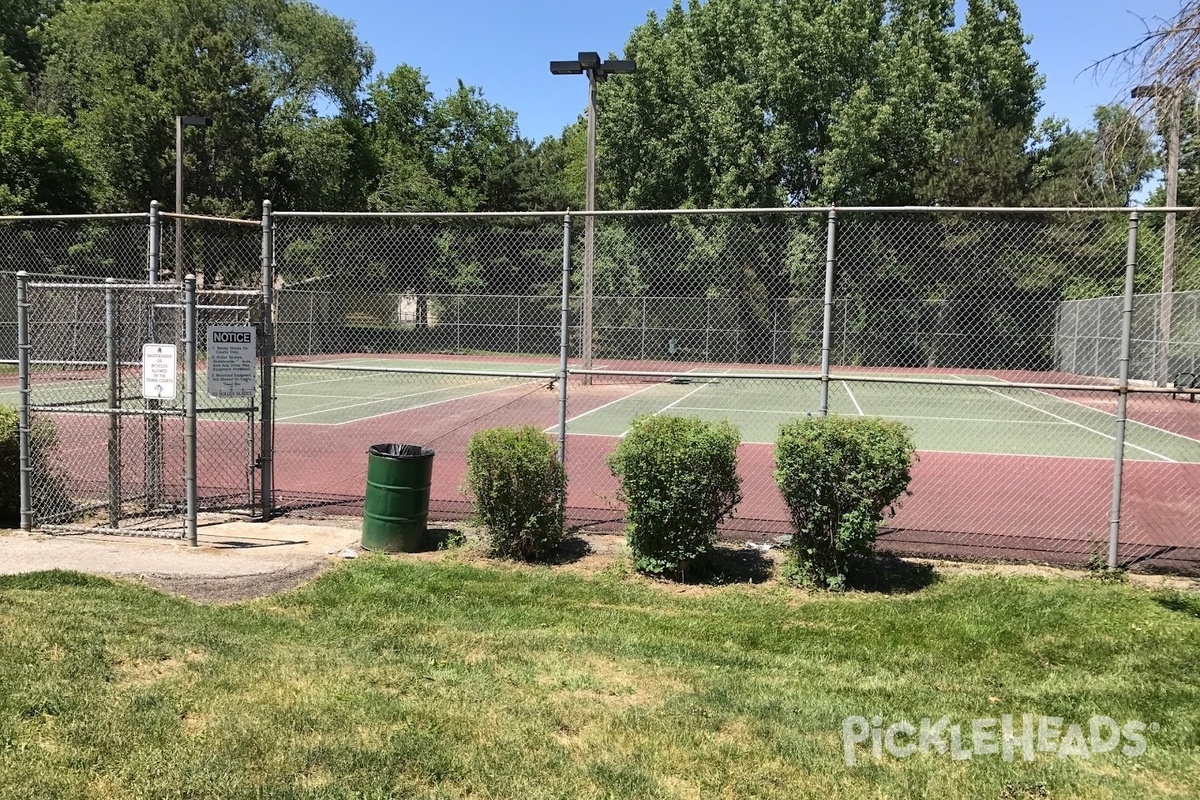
[598,0,1043,210]
[31,0,374,215]
[0,0,61,82]
[0,91,89,214]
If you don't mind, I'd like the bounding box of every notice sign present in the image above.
[206,325,257,398]
[141,344,177,400]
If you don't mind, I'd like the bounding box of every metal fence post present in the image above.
[639,296,646,360]
[146,201,163,509]
[819,209,839,416]
[260,200,275,521]
[16,271,32,531]
[558,212,572,467]
[771,305,778,364]
[1107,211,1139,569]
[148,201,161,284]
[184,273,198,546]
[105,279,120,526]
[705,297,712,360]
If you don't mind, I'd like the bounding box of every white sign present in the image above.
[206,325,257,398]
[141,344,177,400]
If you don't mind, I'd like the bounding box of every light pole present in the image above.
[175,115,212,282]
[1132,85,1180,386]
[550,52,635,380]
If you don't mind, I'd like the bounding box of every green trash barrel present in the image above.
[362,443,435,552]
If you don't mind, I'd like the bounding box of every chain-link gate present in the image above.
[15,273,264,539]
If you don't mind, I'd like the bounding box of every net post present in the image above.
[558,212,572,468]
[819,209,839,416]
[1107,211,1138,569]
[184,273,198,546]
[16,271,32,531]
[260,199,275,521]
[105,278,120,526]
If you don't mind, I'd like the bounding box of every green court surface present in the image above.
[556,374,1200,463]
[9,357,1200,463]
[271,357,556,425]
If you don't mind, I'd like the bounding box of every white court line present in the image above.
[949,375,1177,463]
[651,378,724,417]
[325,380,548,427]
[842,380,865,415]
[275,380,512,419]
[670,406,1071,426]
[547,368,710,432]
[546,382,663,432]
[553,435,1193,460]
[614,369,728,436]
[276,365,554,392]
[985,375,1200,448]
[277,378,543,424]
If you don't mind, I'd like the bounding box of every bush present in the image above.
[0,404,66,526]
[607,414,742,577]
[465,425,566,561]
[775,415,915,590]
[0,404,18,524]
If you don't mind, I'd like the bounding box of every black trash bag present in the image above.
[368,443,435,459]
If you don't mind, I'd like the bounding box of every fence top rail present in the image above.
[270,205,1199,221]
[0,212,147,222]
[1061,289,1200,303]
[273,361,558,380]
[160,211,259,226]
[4,206,1197,224]
[574,206,1198,217]
[27,280,178,290]
[274,210,568,220]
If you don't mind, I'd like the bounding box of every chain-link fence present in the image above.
[6,205,1200,572]
[1056,290,1200,383]
[14,273,265,538]
[5,209,267,539]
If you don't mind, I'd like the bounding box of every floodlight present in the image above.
[549,48,637,380]
[602,59,636,74]
[550,60,583,75]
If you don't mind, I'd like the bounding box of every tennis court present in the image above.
[12,353,1200,568]
[267,356,1200,462]
[256,354,1200,571]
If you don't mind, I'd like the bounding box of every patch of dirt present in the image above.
[115,648,205,686]
[138,562,329,603]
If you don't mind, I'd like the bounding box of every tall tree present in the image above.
[597,0,1043,210]
[33,0,374,214]
[0,91,90,214]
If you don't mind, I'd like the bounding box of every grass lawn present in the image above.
[1,554,1198,799]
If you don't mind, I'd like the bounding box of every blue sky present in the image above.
[316,0,1182,142]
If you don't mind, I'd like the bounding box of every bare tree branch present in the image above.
[1086,4,1200,119]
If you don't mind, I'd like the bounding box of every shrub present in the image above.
[465,425,566,561]
[0,404,18,524]
[607,414,742,577]
[0,404,67,526]
[775,415,915,590]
